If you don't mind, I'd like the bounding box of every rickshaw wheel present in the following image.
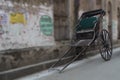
[99,29,112,61]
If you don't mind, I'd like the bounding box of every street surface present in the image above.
[17,47,120,80]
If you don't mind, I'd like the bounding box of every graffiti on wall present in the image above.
[10,13,27,25]
[40,15,53,36]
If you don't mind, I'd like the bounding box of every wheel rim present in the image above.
[99,30,112,61]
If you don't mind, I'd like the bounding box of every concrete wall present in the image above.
[0,0,54,51]
[0,0,74,73]
[0,0,57,74]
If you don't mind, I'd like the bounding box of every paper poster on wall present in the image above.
[40,15,53,36]
[10,13,27,24]
[0,13,7,25]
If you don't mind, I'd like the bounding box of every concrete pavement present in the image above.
[17,47,120,80]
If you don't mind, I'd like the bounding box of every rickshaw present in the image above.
[50,9,112,73]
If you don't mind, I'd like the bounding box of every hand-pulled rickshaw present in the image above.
[50,9,112,73]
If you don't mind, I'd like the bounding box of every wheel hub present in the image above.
[104,42,109,48]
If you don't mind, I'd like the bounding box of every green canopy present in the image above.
[76,17,98,31]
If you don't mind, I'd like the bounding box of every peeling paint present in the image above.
[0,1,55,51]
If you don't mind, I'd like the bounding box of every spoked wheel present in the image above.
[99,29,112,61]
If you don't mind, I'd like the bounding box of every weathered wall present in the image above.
[0,0,73,73]
[0,42,70,72]
[0,0,54,51]
[53,0,70,40]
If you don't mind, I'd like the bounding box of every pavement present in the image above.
[17,47,120,80]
